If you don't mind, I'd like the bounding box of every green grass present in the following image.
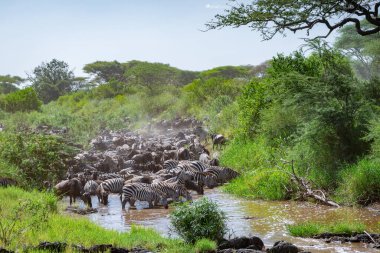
[220,138,294,200]
[287,221,367,237]
[0,187,194,253]
[194,239,217,253]
[336,158,380,205]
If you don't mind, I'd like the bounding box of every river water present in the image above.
[65,188,380,253]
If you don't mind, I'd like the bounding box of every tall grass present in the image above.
[336,159,380,205]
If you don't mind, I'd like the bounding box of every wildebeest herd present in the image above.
[54,119,238,210]
[0,118,238,210]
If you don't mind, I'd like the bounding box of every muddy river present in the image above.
[69,189,380,253]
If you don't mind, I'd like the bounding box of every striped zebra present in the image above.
[84,180,99,195]
[175,162,218,189]
[205,166,240,183]
[97,177,124,205]
[164,171,194,198]
[121,183,168,210]
[0,177,17,187]
[185,161,240,184]
[163,160,180,172]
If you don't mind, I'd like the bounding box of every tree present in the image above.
[83,61,125,84]
[0,75,24,94]
[206,1,380,40]
[335,21,380,79]
[29,59,75,103]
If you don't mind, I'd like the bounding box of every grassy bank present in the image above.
[287,221,368,237]
[0,187,194,252]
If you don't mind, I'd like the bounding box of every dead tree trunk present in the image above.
[287,160,340,208]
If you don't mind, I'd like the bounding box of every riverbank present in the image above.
[0,187,193,253]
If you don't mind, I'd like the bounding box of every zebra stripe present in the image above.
[101,178,124,193]
[84,180,99,195]
[121,183,168,209]
[0,178,17,187]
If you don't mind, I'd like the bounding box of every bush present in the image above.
[0,87,42,112]
[170,198,227,243]
[194,239,217,253]
[0,132,77,188]
[336,158,380,205]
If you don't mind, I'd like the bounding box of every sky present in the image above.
[0,0,336,77]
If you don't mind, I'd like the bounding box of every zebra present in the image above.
[163,160,180,172]
[97,177,124,205]
[204,166,240,183]
[0,177,17,187]
[175,162,218,189]
[84,180,99,195]
[184,161,239,184]
[164,171,195,198]
[121,183,168,210]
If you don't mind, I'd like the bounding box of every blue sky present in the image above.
[0,0,335,77]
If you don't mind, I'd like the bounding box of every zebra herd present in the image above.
[55,159,239,210]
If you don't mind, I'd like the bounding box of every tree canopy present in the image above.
[335,21,380,79]
[206,0,380,40]
[29,59,75,103]
[0,75,23,94]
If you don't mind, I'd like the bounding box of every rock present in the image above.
[218,250,262,253]
[88,244,113,252]
[0,248,13,253]
[268,241,299,253]
[218,236,264,250]
[111,247,129,253]
[36,241,67,252]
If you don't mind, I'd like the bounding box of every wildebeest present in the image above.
[54,178,90,206]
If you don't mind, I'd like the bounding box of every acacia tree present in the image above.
[0,75,23,94]
[206,0,380,39]
[335,21,380,79]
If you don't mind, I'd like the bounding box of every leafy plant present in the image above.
[170,198,227,243]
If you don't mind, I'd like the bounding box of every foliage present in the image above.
[0,87,42,112]
[199,65,252,80]
[287,221,366,237]
[335,21,380,79]
[83,60,126,83]
[206,1,380,39]
[336,159,380,205]
[29,59,76,103]
[0,188,193,253]
[170,198,227,243]
[0,75,23,94]
[0,132,77,188]
[194,239,217,253]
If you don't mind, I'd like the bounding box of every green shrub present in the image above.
[170,198,227,243]
[336,158,380,205]
[0,132,77,188]
[194,239,217,253]
[0,87,42,112]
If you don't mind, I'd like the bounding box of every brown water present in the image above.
[70,189,380,253]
